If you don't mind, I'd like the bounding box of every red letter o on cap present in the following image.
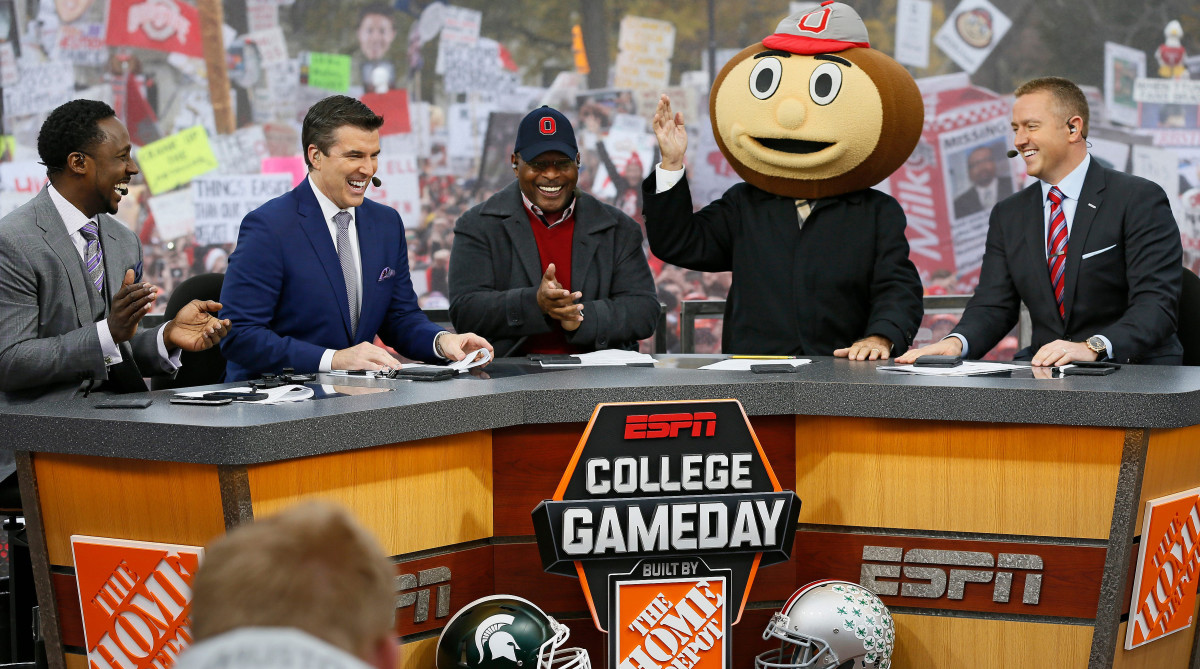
[540,117,556,135]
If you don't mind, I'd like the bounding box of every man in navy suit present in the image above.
[900,77,1182,366]
[220,96,491,381]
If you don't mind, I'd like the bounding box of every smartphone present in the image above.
[202,391,269,401]
[95,398,154,409]
[169,396,233,405]
[391,367,456,381]
[913,354,963,367]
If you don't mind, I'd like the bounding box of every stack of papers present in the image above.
[540,349,657,367]
[877,362,1023,376]
[174,385,315,404]
[698,359,811,371]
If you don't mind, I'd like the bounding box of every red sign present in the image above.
[105,0,204,58]
[1126,487,1200,649]
[624,412,717,440]
[72,535,203,669]
[360,89,412,136]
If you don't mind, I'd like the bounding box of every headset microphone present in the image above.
[1006,149,1020,158]
[371,176,382,187]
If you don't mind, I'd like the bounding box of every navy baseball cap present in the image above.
[514,106,577,161]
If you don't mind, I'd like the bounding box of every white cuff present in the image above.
[156,325,182,371]
[96,320,123,367]
[319,349,336,372]
[654,163,685,193]
[945,333,969,358]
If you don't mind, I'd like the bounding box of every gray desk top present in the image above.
[2,356,1198,465]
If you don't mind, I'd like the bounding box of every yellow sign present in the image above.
[136,126,219,194]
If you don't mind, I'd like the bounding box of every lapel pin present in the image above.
[1087,203,1096,209]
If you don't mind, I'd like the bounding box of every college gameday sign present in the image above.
[1126,486,1200,649]
[533,400,800,669]
[72,535,202,669]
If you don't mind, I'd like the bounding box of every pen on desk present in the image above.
[730,355,796,360]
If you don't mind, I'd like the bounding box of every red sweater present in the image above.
[524,207,584,354]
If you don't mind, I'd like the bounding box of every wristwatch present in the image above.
[1085,336,1107,358]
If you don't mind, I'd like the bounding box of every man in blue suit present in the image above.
[220,96,491,381]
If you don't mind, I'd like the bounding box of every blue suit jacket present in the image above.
[219,178,442,381]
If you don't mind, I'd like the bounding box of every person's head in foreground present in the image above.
[177,501,397,669]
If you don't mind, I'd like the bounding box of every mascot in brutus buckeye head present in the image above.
[711,0,923,199]
[645,1,926,359]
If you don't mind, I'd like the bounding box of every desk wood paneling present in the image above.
[246,431,493,556]
[33,453,226,566]
[794,416,1126,538]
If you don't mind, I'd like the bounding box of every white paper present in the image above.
[1104,43,1145,129]
[1132,145,1183,225]
[895,0,932,69]
[449,347,492,371]
[877,361,1023,376]
[175,385,314,404]
[933,0,1011,75]
[541,349,657,367]
[699,359,812,371]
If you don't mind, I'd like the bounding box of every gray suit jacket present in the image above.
[448,182,659,357]
[0,187,173,403]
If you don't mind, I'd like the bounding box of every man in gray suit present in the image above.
[0,100,231,404]
[449,106,659,356]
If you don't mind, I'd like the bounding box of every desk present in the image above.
[3,357,1199,669]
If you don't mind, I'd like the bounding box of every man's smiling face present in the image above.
[308,124,380,210]
[513,150,578,214]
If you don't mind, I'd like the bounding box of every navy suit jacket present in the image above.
[220,179,442,381]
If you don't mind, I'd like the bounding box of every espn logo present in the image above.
[624,412,717,440]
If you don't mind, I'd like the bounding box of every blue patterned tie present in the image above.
[334,210,359,334]
[79,221,104,293]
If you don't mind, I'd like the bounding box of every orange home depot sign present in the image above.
[1125,486,1200,650]
[615,570,727,669]
[71,536,203,669]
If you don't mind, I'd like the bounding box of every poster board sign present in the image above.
[136,125,219,195]
[1104,42,1145,128]
[71,535,203,669]
[933,0,1011,75]
[895,0,932,69]
[105,0,204,58]
[1125,486,1200,649]
[191,174,292,245]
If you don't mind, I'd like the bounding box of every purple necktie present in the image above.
[80,221,104,293]
[1047,186,1068,319]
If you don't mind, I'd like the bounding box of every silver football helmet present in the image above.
[755,580,894,669]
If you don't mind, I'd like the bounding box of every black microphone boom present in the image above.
[371,176,382,187]
[1006,150,1019,158]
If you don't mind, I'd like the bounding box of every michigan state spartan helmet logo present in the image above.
[437,595,591,669]
[476,614,521,663]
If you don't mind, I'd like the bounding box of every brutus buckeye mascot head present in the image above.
[710,1,923,200]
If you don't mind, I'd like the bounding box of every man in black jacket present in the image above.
[644,96,923,358]
[899,77,1182,365]
[449,107,659,357]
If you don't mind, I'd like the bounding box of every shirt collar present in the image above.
[308,175,355,224]
[520,189,576,228]
[47,183,96,236]
[1040,153,1091,203]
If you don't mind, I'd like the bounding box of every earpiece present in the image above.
[511,163,517,169]
[1069,125,1076,133]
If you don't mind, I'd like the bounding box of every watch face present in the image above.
[1087,336,1105,353]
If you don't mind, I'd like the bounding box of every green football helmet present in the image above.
[436,595,590,669]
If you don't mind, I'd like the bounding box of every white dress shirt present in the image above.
[310,177,364,372]
[46,184,179,370]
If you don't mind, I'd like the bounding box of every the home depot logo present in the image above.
[1126,487,1200,649]
[72,536,202,669]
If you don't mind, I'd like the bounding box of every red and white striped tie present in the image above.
[1047,186,1068,319]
